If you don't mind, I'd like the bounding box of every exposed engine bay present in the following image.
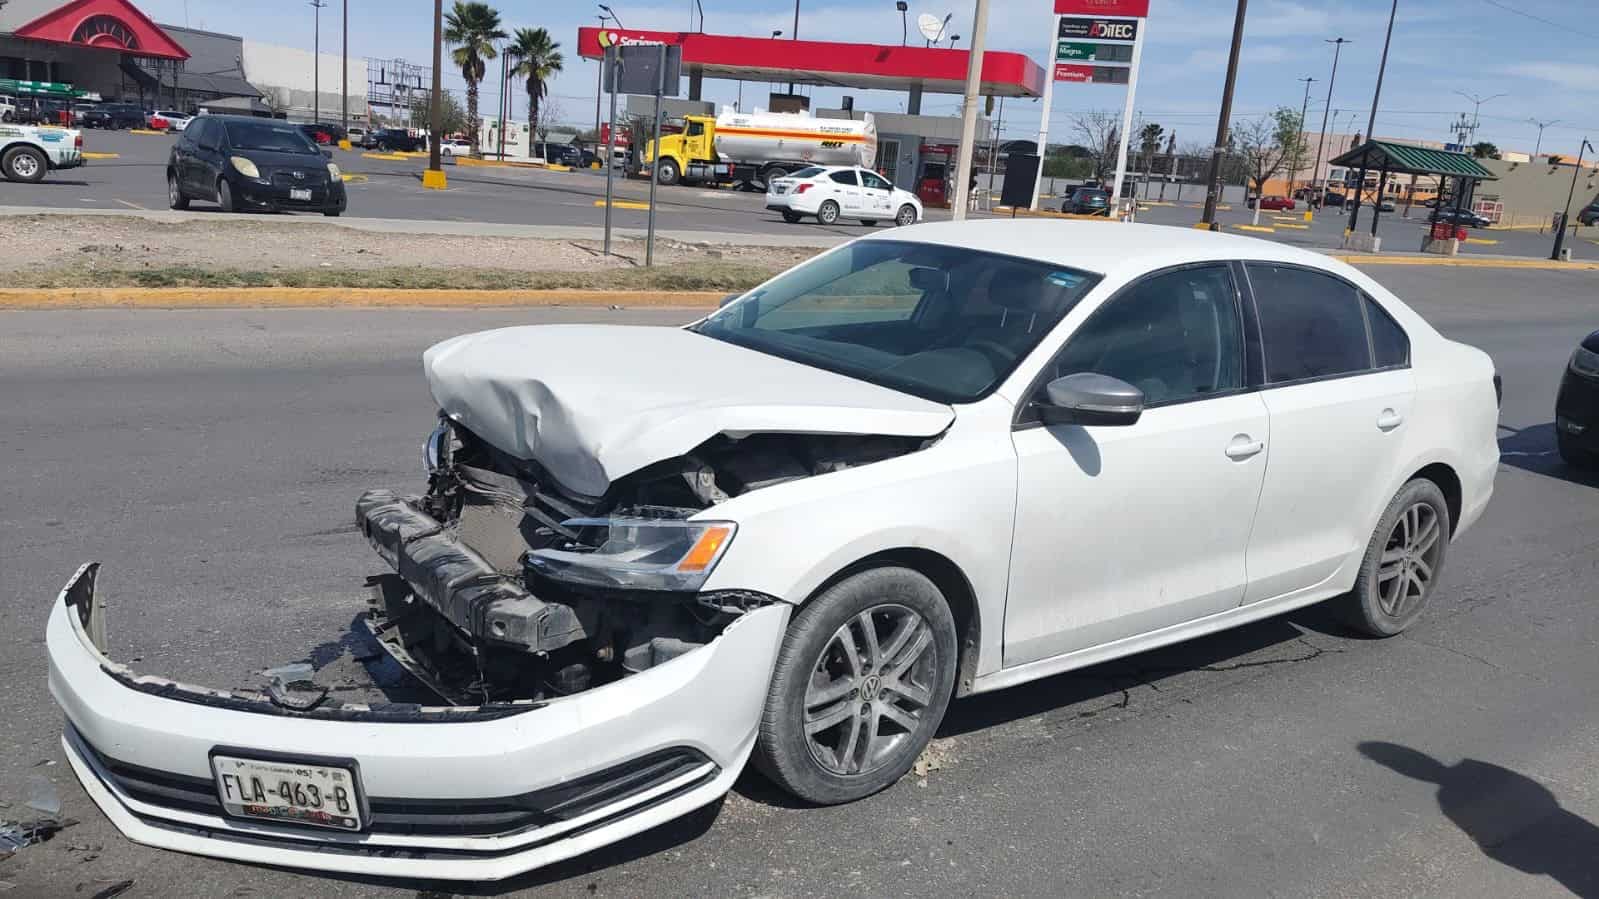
[358,416,928,705]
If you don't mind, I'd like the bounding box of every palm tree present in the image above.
[507,27,564,142]
[443,1,506,156]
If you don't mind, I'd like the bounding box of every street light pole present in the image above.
[1551,137,1593,261]
[425,0,444,186]
[1200,0,1248,229]
[1288,75,1315,199]
[897,1,908,46]
[788,0,799,93]
[1531,118,1559,158]
[341,0,348,131]
[310,0,327,123]
[1453,90,1506,147]
[594,16,605,142]
[1308,37,1349,210]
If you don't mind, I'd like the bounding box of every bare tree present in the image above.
[1070,110,1121,184]
[1234,107,1307,225]
[535,96,564,142]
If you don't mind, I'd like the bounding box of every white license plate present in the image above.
[289,188,312,201]
[212,753,364,831]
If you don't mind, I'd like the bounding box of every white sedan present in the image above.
[767,164,923,227]
[153,110,192,131]
[438,138,473,156]
[46,222,1498,881]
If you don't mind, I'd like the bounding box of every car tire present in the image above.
[781,211,803,223]
[323,210,341,217]
[754,566,958,805]
[817,200,841,225]
[1558,432,1596,468]
[896,204,918,227]
[377,141,390,152]
[217,179,237,213]
[1339,478,1452,637]
[655,158,680,186]
[167,171,189,210]
[2,145,48,183]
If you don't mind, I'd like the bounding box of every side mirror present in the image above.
[1038,372,1144,427]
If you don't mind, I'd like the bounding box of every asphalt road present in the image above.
[10,129,1589,259]
[3,267,1598,897]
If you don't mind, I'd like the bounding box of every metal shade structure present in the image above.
[575,27,1045,98]
[1328,139,1496,180]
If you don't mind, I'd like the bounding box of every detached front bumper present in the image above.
[47,563,787,881]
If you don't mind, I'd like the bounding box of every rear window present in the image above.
[790,166,825,178]
[1247,263,1372,383]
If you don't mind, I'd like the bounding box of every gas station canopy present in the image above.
[576,28,1046,98]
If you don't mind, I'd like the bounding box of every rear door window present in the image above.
[828,170,860,186]
[1246,263,1373,383]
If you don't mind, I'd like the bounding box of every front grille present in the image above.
[268,170,326,190]
[75,728,713,838]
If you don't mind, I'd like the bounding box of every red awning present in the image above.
[13,0,190,61]
[577,28,1043,98]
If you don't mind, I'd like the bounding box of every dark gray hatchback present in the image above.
[167,115,347,216]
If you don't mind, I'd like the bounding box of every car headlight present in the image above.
[1571,346,1599,379]
[527,518,736,591]
[424,418,452,472]
[327,162,342,180]
[229,156,260,179]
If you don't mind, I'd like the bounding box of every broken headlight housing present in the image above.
[526,518,736,591]
[424,418,452,472]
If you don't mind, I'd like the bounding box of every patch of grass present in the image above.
[14,261,796,292]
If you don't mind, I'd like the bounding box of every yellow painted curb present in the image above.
[128,129,163,136]
[0,288,724,310]
[1464,237,1500,245]
[1274,223,1310,230]
[421,168,447,190]
[594,199,651,210]
[340,173,369,183]
[1329,255,1599,270]
[547,163,572,172]
[1234,224,1276,233]
[456,156,555,169]
[396,150,430,158]
[991,206,1121,221]
[362,152,408,161]
[81,152,120,159]
[337,139,353,150]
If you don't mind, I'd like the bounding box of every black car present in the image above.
[1556,329,1599,468]
[1431,207,1492,229]
[1578,202,1599,227]
[82,103,145,129]
[299,122,347,146]
[1062,187,1111,215]
[167,115,346,216]
[366,128,424,152]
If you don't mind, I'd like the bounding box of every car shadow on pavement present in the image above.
[1498,422,1599,489]
[1357,741,1599,897]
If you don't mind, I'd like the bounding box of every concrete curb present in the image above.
[1327,254,1599,269]
[0,288,725,310]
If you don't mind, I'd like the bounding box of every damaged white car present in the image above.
[48,221,1500,881]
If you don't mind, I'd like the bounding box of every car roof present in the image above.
[868,219,1352,281]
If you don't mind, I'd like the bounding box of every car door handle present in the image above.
[1377,409,1404,431]
[1224,436,1266,460]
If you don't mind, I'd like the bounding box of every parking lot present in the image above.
[2,263,1596,897]
[7,128,1590,259]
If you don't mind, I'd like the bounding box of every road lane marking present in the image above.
[114,199,144,210]
[594,199,652,210]
[81,152,120,159]
[1274,223,1310,229]
[1234,224,1276,233]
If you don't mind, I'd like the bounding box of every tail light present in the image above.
[75,134,83,148]
[795,183,812,194]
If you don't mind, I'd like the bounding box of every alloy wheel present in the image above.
[1376,502,1442,617]
[803,603,937,777]
[11,153,39,179]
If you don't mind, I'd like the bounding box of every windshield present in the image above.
[691,240,1100,403]
[223,121,320,154]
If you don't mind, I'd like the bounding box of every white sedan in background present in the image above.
[153,110,192,131]
[439,139,473,156]
[46,222,1497,881]
[767,164,923,227]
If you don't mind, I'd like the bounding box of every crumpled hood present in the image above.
[423,324,955,499]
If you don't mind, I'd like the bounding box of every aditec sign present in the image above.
[1032,0,1151,209]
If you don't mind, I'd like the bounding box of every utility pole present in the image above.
[1288,76,1315,199]
[340,0,348,132]
[593,15,605,143]
[788,0,799,94]
[1551,137,1593,261]
[1349,0,1397,232]
[951,0,990,221]
[1200,0,1247,229]
[424,0,444,187]
[1308,37,1349,210]
[1531,118,1559,157]
[310,0,327,123]
[1453,90,1506,146]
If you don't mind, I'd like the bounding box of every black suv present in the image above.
[1062,187,1111,215]
[1557,329,1599,468]
[168,115,347,216]
[366,128,424,152]
[1578,202,1599,227]
[82,103,145,129]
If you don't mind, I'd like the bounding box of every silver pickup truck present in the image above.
[1,123,84,182]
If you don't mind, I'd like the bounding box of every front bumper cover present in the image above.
[47,562,788,881]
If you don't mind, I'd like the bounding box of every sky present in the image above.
[132,0,1599,156]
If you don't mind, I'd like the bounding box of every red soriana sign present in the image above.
[1054,0,1150,15]
[1054,64,1095,82]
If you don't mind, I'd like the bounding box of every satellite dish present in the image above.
[917,13,945,43]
